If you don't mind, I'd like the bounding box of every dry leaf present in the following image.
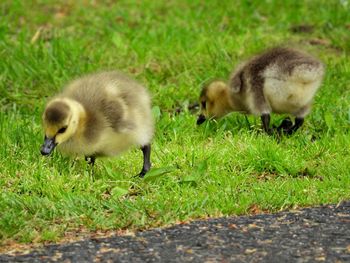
[245,248,257,254]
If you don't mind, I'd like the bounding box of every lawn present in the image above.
[0,0,350,245]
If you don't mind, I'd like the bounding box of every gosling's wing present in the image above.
[100,98,135,133]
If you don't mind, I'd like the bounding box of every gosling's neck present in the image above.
[225,86,246,113]
[220,84,244,113]
[219,86,232,113]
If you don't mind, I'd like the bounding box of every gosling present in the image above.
[40,71,154,177]
[197,47,325,135]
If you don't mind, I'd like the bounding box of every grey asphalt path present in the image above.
[1,201,349,262]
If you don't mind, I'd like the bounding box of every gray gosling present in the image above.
[40,71,154,177]
[197,47,325,135]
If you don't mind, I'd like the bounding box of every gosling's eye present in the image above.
[57,126,67,134]
[201,101,206,109]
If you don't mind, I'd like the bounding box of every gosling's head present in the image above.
[197,80,232,125]
[41,98,82,156]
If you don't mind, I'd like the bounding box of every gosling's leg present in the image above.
[139,144,151,178]
[281,105,309,135]
[85,156,96,166]
[277,117,293,133]
[286,117,304,135]
[261,114,273,135]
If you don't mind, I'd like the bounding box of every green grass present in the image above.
[1,0,350,245]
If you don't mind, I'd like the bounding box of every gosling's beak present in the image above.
[40,136,57,156]
[196,114,206,125]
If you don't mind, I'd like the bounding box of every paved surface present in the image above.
[1,201,350,262]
